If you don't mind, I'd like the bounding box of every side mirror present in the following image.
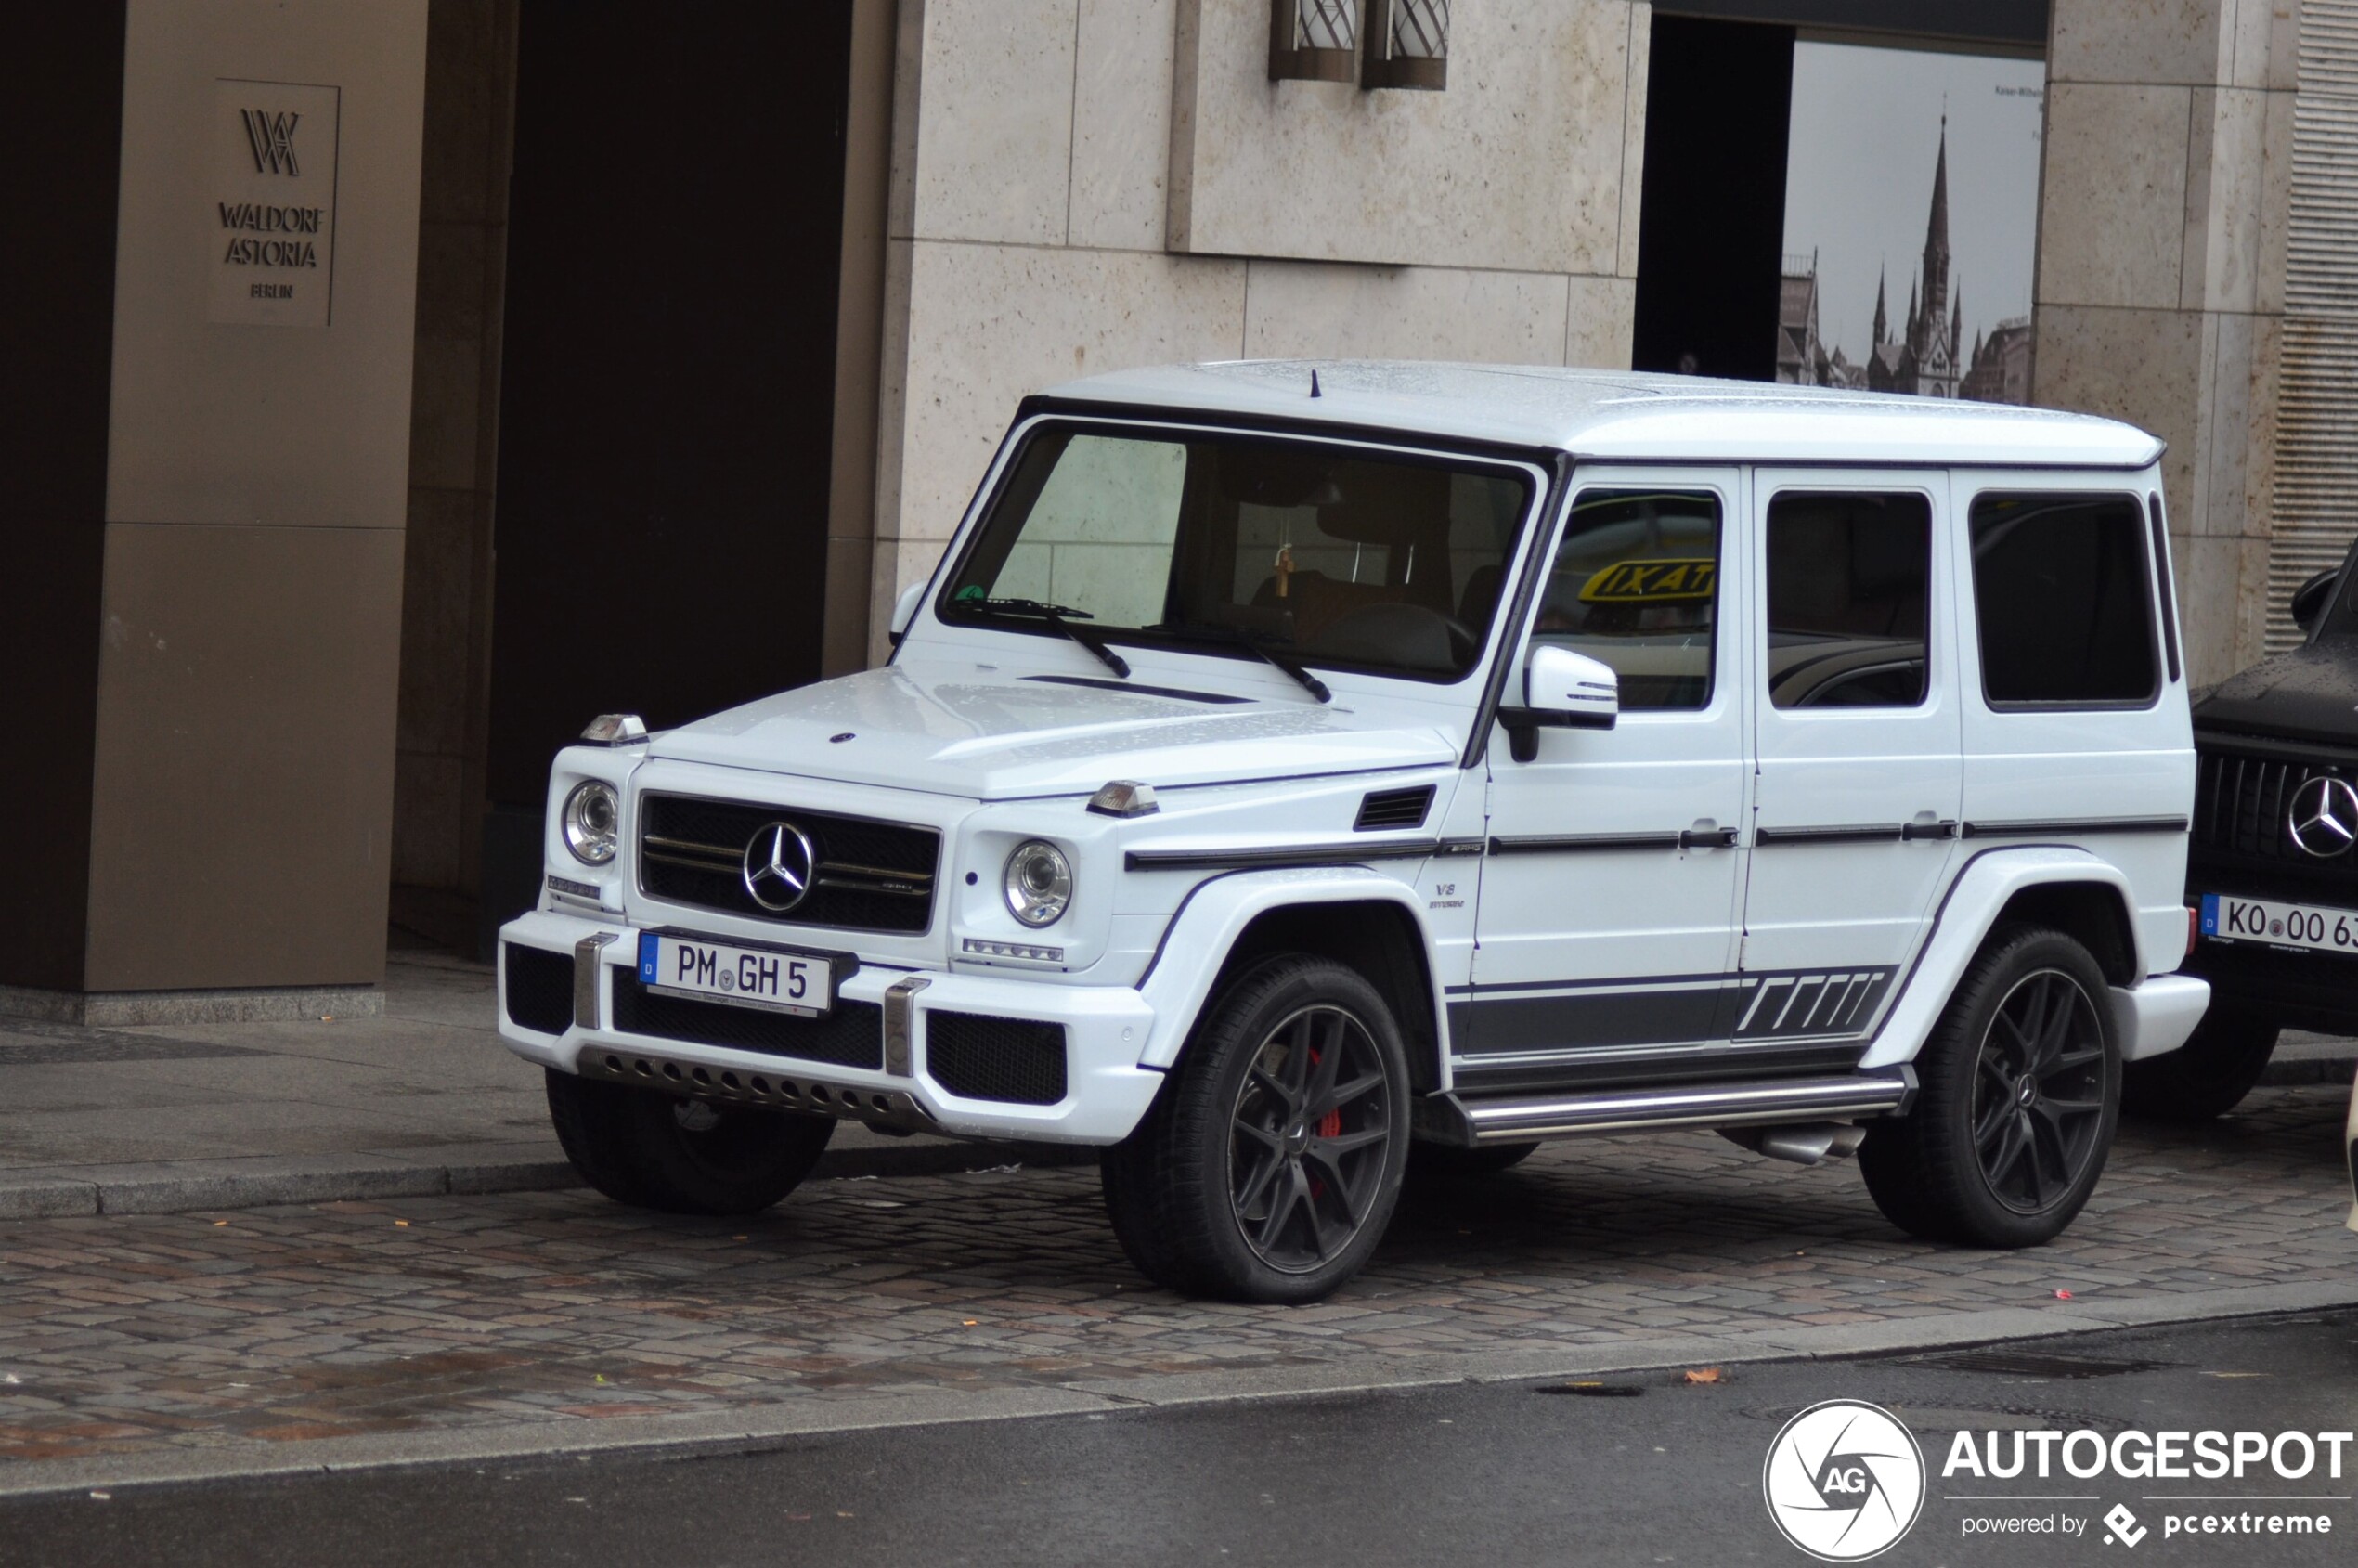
[888,581,926,646]
[2291,567,2339,634]
[1496,644,1618,762]
[1526,644,1620,726]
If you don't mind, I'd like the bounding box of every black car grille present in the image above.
[638,793,939,934]
[926,1012,1069,1105]
[611,979,884,1070]
[2192,744,2355,870]
[504,943,576,1035]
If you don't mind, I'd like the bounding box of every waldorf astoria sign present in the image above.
[210,79,340,327]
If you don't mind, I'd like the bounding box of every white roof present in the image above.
[1043,360,2164,470]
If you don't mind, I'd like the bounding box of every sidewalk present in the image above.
[0,950,2348,1221]
[0,952,1082,1220]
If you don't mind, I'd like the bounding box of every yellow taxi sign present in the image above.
[1580,558,1717,604]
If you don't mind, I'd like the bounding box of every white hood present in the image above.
[645,664,1461,799]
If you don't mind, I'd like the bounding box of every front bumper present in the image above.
[497,908,1164,1145]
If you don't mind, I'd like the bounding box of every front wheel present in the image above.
[1859,927,2120,1248]
[2122,1008,2278,1122]
[545,1069,835,1216]
[1101,956,1411,1303]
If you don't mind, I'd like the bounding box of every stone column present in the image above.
[0,0,430,1021]
[2030,0,2296,685]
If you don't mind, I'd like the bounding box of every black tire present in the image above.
[544,1068,834,1216]
[1101,956,1411,1303]
[1408,1140,1541,1179]
[2121,1008,2278,1122]
[1859,927,2120,1248]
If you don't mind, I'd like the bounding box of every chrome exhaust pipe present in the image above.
[1720,1121,1868,1167]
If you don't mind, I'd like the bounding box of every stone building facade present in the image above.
[5,0,2352,1011]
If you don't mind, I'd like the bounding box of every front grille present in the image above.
[2193,745,2352,868]
[611,979,884,1070]
[926,1012,1068,1105]
[504,943,575,1035]
[638,793,939,934]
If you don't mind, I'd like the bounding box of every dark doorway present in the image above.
[1630,16,1794,382]
[480,0,855,947]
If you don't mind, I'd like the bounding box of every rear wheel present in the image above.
[545,1069,835,1216]
[1101,956,1410,1303]
[1859,927,2119,1247]
[2122,1008,2278,1122]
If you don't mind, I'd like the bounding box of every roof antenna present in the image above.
[1309,369,1323,398]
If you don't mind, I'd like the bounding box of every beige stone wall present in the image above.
[869,0,1651,663]
[91,0,430,989]
[2031,0,2297,685]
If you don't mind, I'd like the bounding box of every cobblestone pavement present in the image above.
[0,1087,2348,1471]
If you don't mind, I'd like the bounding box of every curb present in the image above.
[0,1064,2341,1222]
[0,1141,1099,1222]
[1,1281,2352,1500]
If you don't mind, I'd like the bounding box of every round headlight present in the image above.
[562,781,620,865]
[1003,839,1073,927]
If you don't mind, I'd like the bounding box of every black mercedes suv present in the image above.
[2148,539,2358,1119]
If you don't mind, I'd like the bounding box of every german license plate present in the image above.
[2200,892,2358,956]
[638,931,833,1017]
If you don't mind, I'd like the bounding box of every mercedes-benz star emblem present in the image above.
[742,822,817,911]
[2287,775,2358,859]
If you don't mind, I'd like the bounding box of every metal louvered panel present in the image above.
[2271,0,2358,653]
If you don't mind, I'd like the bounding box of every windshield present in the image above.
[938,424,1539,681]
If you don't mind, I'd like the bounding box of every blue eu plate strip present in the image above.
[2199,893,2220,937]
[638,930,659,983]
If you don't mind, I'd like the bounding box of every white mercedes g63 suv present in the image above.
[498,361,2209,1302]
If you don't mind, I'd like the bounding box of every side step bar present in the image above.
[1418,1069,1916,1147]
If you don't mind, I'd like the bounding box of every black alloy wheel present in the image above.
[1227,1004,1394,1273]
[1100,955,1412,1303]
[1859,926,2120,1248]
[1970,969,2109,1214]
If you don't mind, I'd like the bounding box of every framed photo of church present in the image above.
[1775,40,2045,404]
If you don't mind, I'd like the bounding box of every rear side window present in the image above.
[1967,493,2158,708]
[1765,491,1932,709]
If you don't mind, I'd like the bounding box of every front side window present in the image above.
[1529,489,1722,711]
[1766,491,1932,709]
[1968,493,2159,708]
[941,425,1536,680]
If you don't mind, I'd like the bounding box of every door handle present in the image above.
[1678,825,1741,849]
[1900,819,1959,842]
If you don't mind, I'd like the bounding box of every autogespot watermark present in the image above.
[1764,1405,2355,1556]
[1763,1400,1928,1561]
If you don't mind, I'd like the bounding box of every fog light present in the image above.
[563,781,620,864]
[1004,839,1072,927]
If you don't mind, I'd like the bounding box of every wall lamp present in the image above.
[1268,0,1356,83]
[1362,0,1448,90]
[1269,0,1449,90]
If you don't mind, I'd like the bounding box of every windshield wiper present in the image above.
[1166,623,1331,704]
[953,597,1130,679]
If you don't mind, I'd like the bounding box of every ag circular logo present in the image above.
[1762,1399,1925,1562]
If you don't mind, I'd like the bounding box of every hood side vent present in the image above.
[1355,784,1436,832]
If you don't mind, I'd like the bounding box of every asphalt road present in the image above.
[4,1311,2352,1568]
